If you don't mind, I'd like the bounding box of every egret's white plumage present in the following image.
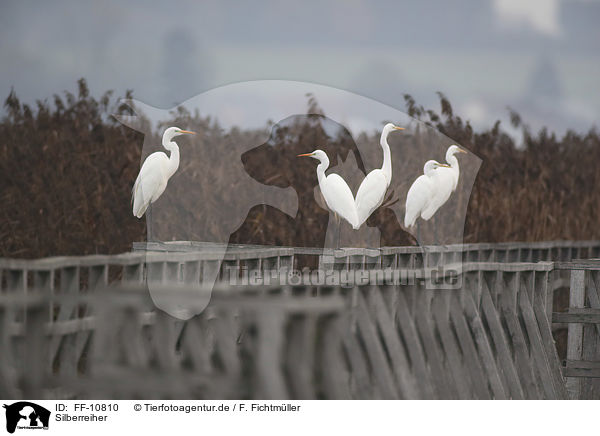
[132,126,195,218]
[404,160,449,228]
[421,145,467,220]
[355,123,404,227]
[298,150,359,229]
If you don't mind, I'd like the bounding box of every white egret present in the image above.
[132,126,196,218]
[355,123,404,227]
[421,145,467,220]
[404,160,450,228]
[298,150,359,229]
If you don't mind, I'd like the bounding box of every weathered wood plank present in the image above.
[341,326,374,399]
[533,271,553,333]
[518,289,563,399]
[75,265,108,365]
[181,316,214,375]
[556,260,600,270]
[499,278,542,399]
[255,311,288,399]
[211,311,242,377]
[531,295,568,399]
[479,282,525,399]
[352,290,399,399]
[448,293,491,399]
[364,286,421,399]
[564,369,600,378]
[5,269,27,327]
[564,357,600,396]
[431,293,472,399]
[319,315,351,399]
[392,290,436,399]
[566,359,600,369]
[286,313,317,399]
[586,271,600,338]
[152,310,180,370]
[0,304,19,398]
[91,298,129,375]
[119,308,150,368]
[412,289,458,399]
[461,289,508,399]
[21,300,47,398]
[565,269,586,399]
[564,359,600,378]
[54,267,80,377]
[586,271,600,398]
[553,308,600,323]
[581,322,600,397]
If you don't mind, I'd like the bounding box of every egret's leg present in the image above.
[416,221,421,246]
[147,204,153,242]
[432,215,439,246]
[336,214,341,250]
[147,203,158,242]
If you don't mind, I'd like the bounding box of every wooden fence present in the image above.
[0,240,599,399]
[133,239,600,270]
[553,260,600,399]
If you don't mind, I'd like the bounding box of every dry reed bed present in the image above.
[1,80,599,258]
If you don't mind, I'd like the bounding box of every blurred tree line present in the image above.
[1,79,598,258]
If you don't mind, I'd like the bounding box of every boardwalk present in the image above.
[1,240,599,399]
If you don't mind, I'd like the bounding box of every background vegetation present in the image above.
[1,79,598,258]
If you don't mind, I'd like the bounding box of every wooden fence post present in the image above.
[566,269,585,399]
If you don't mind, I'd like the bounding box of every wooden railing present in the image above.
[133,240,600,270]
[553,260,600,399]
[1,241,599,399]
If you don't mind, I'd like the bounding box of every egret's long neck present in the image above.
[316,156,330,186]
[380,131,392,182]
[446,153,460,190]
[163,137,180,177]
[447,154,459,172]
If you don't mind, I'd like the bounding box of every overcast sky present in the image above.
[1,0,598,134]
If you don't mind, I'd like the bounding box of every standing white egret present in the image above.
[298,150,359,230]
[355,123,404,227]
[421,145,467,220]
[404,160,450,228]
[132,126,196,219]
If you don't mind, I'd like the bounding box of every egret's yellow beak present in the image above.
[393,126,405,130]
[437,163,451,168]
[457,147,467,153]
[297,153,314,157]
[179,130,196,135]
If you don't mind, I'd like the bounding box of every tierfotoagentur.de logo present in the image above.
[2,402,50,434]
